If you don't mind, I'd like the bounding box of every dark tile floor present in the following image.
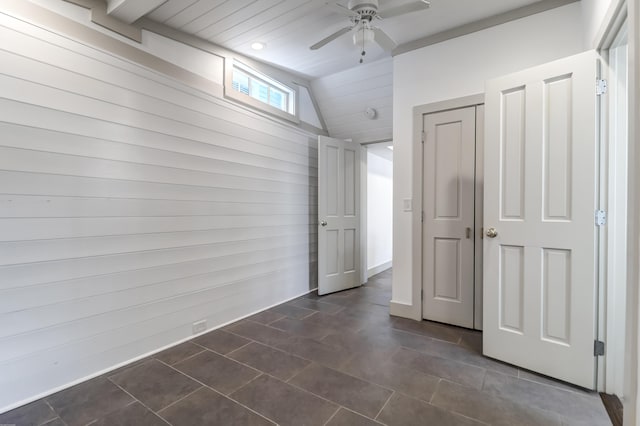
[1,269,612,426]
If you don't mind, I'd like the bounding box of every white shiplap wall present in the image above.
[312,58,392,144]
[0,8,317,411]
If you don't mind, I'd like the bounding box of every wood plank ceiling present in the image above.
[145,0,546,78]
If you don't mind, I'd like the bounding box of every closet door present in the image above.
[422,106,476,329]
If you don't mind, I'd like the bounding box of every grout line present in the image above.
[374,390,394,420]
[154,386,203,415]
[429,379,442,404]
[157,347,206,366]
[222,340,254,357]
[106,377,173,426]
[152,361,275,425]
[322,406,341,426]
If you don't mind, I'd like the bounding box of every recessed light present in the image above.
[387,146,394,151]
[251,42,265,50]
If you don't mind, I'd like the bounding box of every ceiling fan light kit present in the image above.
[310,0,430,60]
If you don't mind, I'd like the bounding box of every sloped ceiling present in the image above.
[128,0,573,141]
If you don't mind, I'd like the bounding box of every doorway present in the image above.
[365,141,393,278]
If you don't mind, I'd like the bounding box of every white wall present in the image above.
[581,0,616,48]
[0,3,318,412]
[367,150,393,276]
[312,58,392,143]
[391,3,585,315]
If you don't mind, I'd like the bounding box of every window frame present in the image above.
[224,58,299,123]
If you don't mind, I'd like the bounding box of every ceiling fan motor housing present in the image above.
[347,0,379,21]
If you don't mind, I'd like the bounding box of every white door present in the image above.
[318,135,361,295]
[483,51,599,389]
[422,107,476,328]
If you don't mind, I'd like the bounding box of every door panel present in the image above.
[483,51,599,389]
[318,135,361,295]
[422,106,476,328]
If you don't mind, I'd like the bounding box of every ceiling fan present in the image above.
[310,0,431,56]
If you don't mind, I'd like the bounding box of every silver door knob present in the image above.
[320,220,327,227]
[486,227,498,238]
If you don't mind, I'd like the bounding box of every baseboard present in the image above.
[0,287,318,415]
[367,261,392,278]
[390,300,421,321]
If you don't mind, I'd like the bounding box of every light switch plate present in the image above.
[403,199,412,212]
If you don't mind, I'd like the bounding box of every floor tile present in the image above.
[154,342,204,365]
[46,377,134,426]
[270,316,333,340]
[276,336,354,369]
[377,393,485,426]
[518,369,595,394]
[393,347,486,390]
[231,374,338,426]
[482,370,610,424]
[41,418,66,426]
[227,342,310,381]
[387,331,518,376]
[288,298,345,314]
[304,311,368,333]
[158,387,273,425]
[325,408,382,426]
[110,359,201,411]
[91,401,168,426]
[289,363,393,418]
[246,310,286,325]
[391,317,463,343]
[270,304,316,319]
[432,379,563,426]
[173,350,260,395]
[226,321,293,347]
[0,400,58,426]
[192,329,250,354]
[340,356,439,403]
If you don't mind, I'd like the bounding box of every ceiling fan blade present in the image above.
[378,0,430,19]
[372,28,397,52]
[325,2,358,17]
[310,26,354,50]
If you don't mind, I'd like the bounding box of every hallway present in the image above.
[1,269,610,425]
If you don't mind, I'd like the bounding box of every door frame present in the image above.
[408,94,484,328]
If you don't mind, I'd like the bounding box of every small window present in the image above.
[226,60,297,120]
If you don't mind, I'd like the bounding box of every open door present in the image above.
[483,51,600,389]
[318,136,361,295]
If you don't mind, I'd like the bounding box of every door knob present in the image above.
[486,227,498,238]
[320,220,327,227]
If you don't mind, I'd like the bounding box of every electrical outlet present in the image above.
[192,320,207,334]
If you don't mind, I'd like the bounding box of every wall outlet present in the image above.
[192,320,207,334]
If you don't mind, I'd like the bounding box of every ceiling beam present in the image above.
[106,0,166,24]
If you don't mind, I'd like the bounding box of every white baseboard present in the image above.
[0,287,318,415]
[367,261,392,278]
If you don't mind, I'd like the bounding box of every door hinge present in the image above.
[421,289,424,301]
[594,340,605,356]
[421,131,426,143]
[596,79,608,95]
[421,211,424,223]
[595,210,607,226]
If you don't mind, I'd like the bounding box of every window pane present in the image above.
[232,70,249,95]
[269,89,286,110]
[250,79,269,103]
[230,64,295,115]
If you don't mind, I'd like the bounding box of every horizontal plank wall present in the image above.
[0,7,318,411]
